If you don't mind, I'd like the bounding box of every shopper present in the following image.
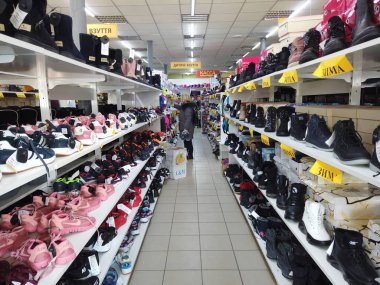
[176,93,196,159]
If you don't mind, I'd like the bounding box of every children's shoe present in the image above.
[65,196,101,215]
[0,226,28,255]
[5,264,37,285]
[53,177,68,193]
[48,236,76,265]
[120,233,135,253]
[81,184,115,201]
[103,267,118,285]
[50,212,96,235]
[117,253,132,274]
[130,219,140,235]
[74,124,98,146]
[84,227,117,252]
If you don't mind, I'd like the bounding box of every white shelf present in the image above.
[226,37,380,91]
[225,177,291,285]
[225,113,380,188]
[97,158,163,283]
[37,147,160,285]
[231,153,348,285]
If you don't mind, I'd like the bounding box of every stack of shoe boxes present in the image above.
[366,220,380,272]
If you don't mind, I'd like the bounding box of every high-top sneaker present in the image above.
[264,106,277,132]
[276,242,294,279]
[370,125,380,173]
[247,104,257,124]
[352,0,380,46]
[275,47,290,71]
[299,28,321,64]
[80,33,98,67]
[290,113,309,142]
[50,12,85,62]
[265,228,278,260]
[327,228,378,285]
[333,119,370,165]
[264,165,278,198]
[305,115,334,151]
[230,100,237,115]
[276,175,289,209]
[288,37,304,67]
[265,53,279,75]
[299,201,332,246]
[323,15,348,56]
[109,49,123,75]
[245,62,255,81]
[0,0,19,36]
[284,183,306,221]
[233,100,241,119]
[14,0,57,52]
[254,107,266,128]
[276,106,294,137]
[239,103,246,121]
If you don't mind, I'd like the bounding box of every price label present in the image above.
[16,92,26,98]
[309,160,342,184]
[35,93,39,98]
[228,120,231,124]
[0,92,4,99]
[249,129,254,137]
[234,122,237,126]
[238,85,245,93]
[232,87,237,93]
[244,82,256,90]
[262,77,271,88]
[280,143,295,158]
[239,125,244,131]
[261,134,270,146]
[278,70,298,84]
[313,55,353,78]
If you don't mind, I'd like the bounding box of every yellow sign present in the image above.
[239,125,244,131]
[0,92,4,99]
[244,82,256,90]
[232,87,237,93]
[238,85,245,93]
[234,121,237,126]
[249,129,254,137]
[228,120,231,124]
[262,77,271,88]
[280,143,295,158]
[261,134,270,146]
[87,23,118,38]
[313,55,353,78]
[170,61,201,69]
[35,93,39,98]
[278,70,298,84]
[309,160,342,184]
[16,92,26,98]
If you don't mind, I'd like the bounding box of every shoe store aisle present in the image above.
[129,130,275,285]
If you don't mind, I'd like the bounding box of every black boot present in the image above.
[50,12,84,62]
[237,142,246,158]
[96,35,110,71]
[253,60,267,79]
[145,67,153,85]
[305,114,334,151]
[109,48,123,75]
[275,47,290,71]
[147,189,155,203]
[230,100,237,116]
[265,165,278,198]
[265,53,279,75]
[247,104,256,124]
[264,106,277,132]
[284,183,306,221]
[299,28,321,64]
[234,100,241,119]
[276,106,294,137]
[80,33,98,67]
[239,187,252,209]
[135,59,143,80]
[352,0,380,46]
[276,175,289,210]
[323,15,348,56]
[254,106,266,128]
[370,125,380,173]
[327,228,378,285]
[276,242,293,279]
[258,161,276,190]
[290,113,308,142]
[265,228,278,259]
[14,0,57,52]
[247,151,262,171]
[333,119,370,165]
[0,0,18,36]
[245,62,255,81]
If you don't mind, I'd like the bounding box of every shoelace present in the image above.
[343,127,363,147]
[317,120,332,138]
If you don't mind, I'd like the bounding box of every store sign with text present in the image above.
[87,24,118,38]
[196,70,219,77]
[170,61,202,69]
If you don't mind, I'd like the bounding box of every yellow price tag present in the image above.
[249,129,254,137]
[313,55,353,78]
[278,70,298,84]
[0,92,4,99]
[309,160,343,184]
[238,85,245,93]
[16,92,26,98]
[232,87,237,93]
[261,134,270,146]
[262,77,271,88]
[239,125,244,131]
[228,119,231,124]
[35,93,39,98]
[280,143,295,158]
[234,122,237,126]
[244,82,256,90]
[112,128,116,135]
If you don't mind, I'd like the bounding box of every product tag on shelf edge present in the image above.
[239,125,244,131]
[245,82,256,90]
[238,85,245,92]
[232,87,237,93]
[280,143,295,158]
[261,134,270,146]
[10,4,28,29]
[249,129,254,137]
[278,70,298,84]
[16,92,26,98]
[313,55,353,78]
[262,77,271,88]
[309,160,342,184]
[88,255,100,276]
[0,92,4,99]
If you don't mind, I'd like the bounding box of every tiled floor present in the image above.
[130,130,276,285]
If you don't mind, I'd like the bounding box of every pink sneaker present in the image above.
[65,196,101,215]
[78,115,91,126]
[81,184,115,201]
[95,114,106,125]
[11,239,53,271]
[74,125,98,145]
[89,120,112,139]
[48,236,76,265]
[38,209,64,233]
[1,205,42,232]
[50,212,96,235]
[0,226,28,255]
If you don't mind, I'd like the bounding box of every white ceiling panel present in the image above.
[236,11,267,21]
[232,21,259,28]
[213,0,245,3]
[154,14,182,23]
[119,5,150,16]
[229,26,254,35]
[207,22,233,29]
[271,1,306,11]
[211,3,243,14]
[112,0,146,5]
[89,6,121,16]
[206,28,229,35]
[126,15,155,24]
[48,0,69,7]
[209,13,239,22]
[85,0,114,6]
[150,5,181,15]
[180,3,212,14]
[242,2,276,12]
[147,0,179,4]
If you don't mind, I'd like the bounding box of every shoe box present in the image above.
[278,14,323,40]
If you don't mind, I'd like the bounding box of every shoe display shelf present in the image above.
[98,156,164,284]
[231,152,348,285]
[224,113,380,188]
[37,146,161,285]
[225,176,291,285]
[225,37,380,93]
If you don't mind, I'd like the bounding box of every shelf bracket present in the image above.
[91,83,98,114]
[295,80,303,104]
[36,54,52,121]
[350,50,363,105]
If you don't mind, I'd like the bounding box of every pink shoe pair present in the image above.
[0,226,28,255]
[81,184,115,201]
[1,205,43,233]
[74,124,98,145]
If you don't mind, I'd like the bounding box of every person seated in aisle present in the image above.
[175,93,196,160]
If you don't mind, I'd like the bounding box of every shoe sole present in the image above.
[370,163,380,173]
[0,156,56,174]
[352,26,380,46]
[299,221,332,246]
[305,141,333,152]
[333,153,370,166]
[54,147,81,156]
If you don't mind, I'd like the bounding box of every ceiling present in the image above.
[47,0,325,73]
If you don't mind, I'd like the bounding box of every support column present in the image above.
[295,80,303,104]
[260,37,266,59]
[147,40,153,68]
[164,63,168,74]
[116,90,122,110]
[70,0,86,48]
[36,55,51,121]
[350,51,362,105]
[91,84,98,114]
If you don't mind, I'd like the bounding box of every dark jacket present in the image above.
[175,102,196,140]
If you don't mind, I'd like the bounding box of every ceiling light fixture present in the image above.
[85,7,95,17]
[190,23,195,38]
[191,50,194,57]
[228,66,233,69]
[243,52,249,57]
[236,59,242,64]
[252,42,260,50]
[266,26,278,38]
[289,0,311,19]
[191,0,196,16]
[190,68,194,72]
[190,40,194,49]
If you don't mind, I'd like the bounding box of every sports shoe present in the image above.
[49,212,96,235]
[370,125,380,173]
[120,233,135,253]
[5,264,37,285]
[74,125,98,145]
[1,204,42,232]
[85,227,117,252]
[81,184,115,201]
[48,236,76,265]
[116,253,133,274]
[89,117,113,139]
[305,115,334,151]
[290,113,309,142]
[130,218,140,235]
[103,267,118,285]
[64,250,100,280]
[65,196,101,215]
[0,226,28,255]
[284,183,307,221]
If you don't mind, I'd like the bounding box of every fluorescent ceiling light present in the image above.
[191,0,195,16]
[190,57,195,62]
[236,59,242,64]
[85,7,95,17]
[289,0,311,19]
[130,49,135,58]
[190,23,195,37]
[266,26,278,38]
[191,50,194,57]
[252,42,260,50]
[190,40,194,49]
[190,68,194,72]
[142,59,148,63]
[243,52,249,57]
[228,66,233,69]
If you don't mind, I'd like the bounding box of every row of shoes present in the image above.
[177,83,211,89]
[226,101,380,169]
[229,0,380,87]
[0,2,161,88]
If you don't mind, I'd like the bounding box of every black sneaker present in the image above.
[276,175,289,209]
[284,183,307,221]
[290,113,309,142]
[276,106,294,137]
[264,106,277,132]
[370,125,380,173]
[84,227,117,252]
[58,277,100,285]
[305,115,334,151]
[276,242,293,279]
[64,251,100,280]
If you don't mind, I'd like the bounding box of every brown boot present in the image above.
[288,37,304,67]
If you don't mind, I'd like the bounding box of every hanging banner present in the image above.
[278,70,298,84]
[239,125,244,131]
[87,24,118,38]
[196,70,219,77]
[262,77,271,88]
[170,61,201,69]
[0,92,4,99]
[280,143,295,158]
[313,55,353,78]
[238,85,245,92]
[309,160,343,184]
